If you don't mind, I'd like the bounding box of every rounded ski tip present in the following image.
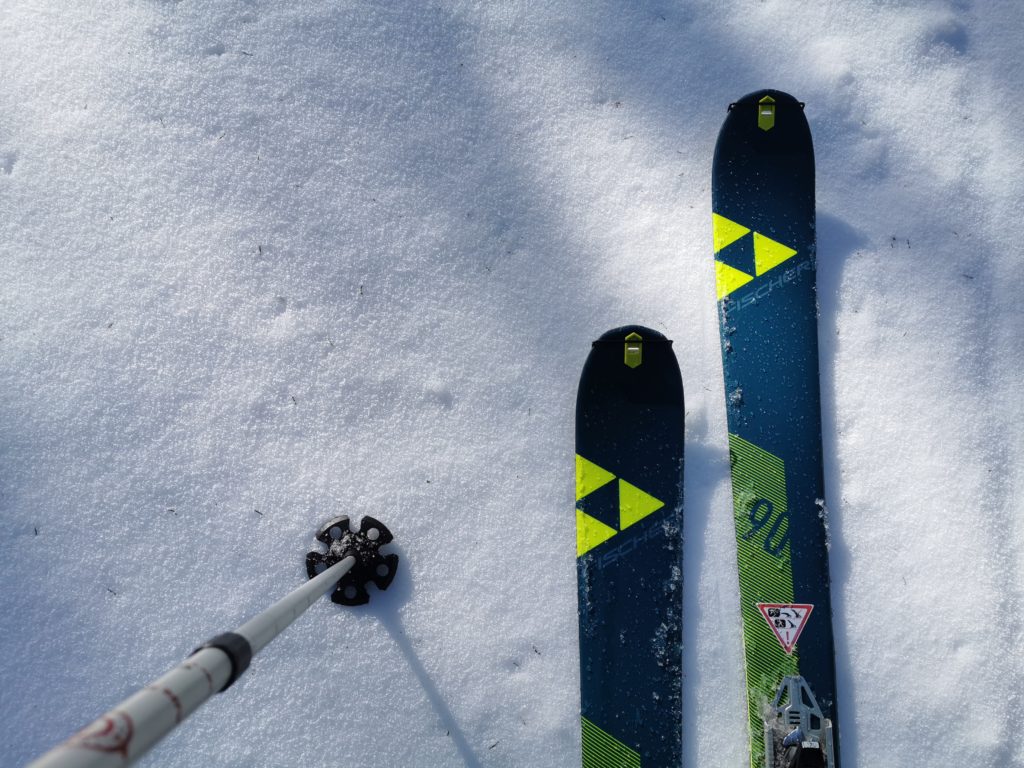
[306,515,398,606]
[584,326,680,377]
[717,89,812,149]
[593,325,669,344]
[591,326,673,370]
[732,88,802,107]
[730,90,804,132]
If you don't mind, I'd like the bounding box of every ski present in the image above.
[574,326,685,767]
[712,91,841,768]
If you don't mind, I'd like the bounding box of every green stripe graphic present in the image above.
[581,717,641,768]
[728,433,800,768]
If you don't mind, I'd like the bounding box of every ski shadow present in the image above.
[816,210,869,766]
[365,548,483,768]
[816,211,867,316]
[679,425,734,768]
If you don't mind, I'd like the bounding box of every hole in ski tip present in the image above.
[344,585,358,600]
[329,526,343,540]
[376,563,389,577]
[365,528,380,541]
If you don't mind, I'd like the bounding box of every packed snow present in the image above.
[2,1,1022,766]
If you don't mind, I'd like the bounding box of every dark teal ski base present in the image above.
[575,326,684,767]
[713,90,841,768]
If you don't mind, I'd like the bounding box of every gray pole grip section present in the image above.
[28,556,356,768]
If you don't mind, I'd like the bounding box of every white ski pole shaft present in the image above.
[28,556,356,768]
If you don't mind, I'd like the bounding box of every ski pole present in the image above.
[28,515,398,768]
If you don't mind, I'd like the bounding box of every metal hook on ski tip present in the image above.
[306,515,399,605]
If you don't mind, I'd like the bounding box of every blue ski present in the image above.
[575,326,685,767]
[713,90,841,768]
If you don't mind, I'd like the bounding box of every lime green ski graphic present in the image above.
[581,717,641,768]
[729,433,799,767]
[575,455,665,558]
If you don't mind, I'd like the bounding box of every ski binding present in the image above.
[764,676,835,768]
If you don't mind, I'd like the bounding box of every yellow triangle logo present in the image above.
[712,213,750,253]
[576,455,615,501]
[576,509,617,557]
[618,479,664,529]
[715,260,754,301]
[575,457,666,556]
[753,232,798,275]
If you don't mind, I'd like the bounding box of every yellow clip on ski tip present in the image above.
[624,332,643,368]
[758,95,776,131]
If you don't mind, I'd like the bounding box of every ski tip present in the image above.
[593,325,670,344]
[591,326,673,369]
[726,90,805,131]
[731,88,803,108]
[716,89,813,153]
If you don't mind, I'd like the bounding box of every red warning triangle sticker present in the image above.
[757,603,814,655]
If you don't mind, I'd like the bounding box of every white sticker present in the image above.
[757,603,814,654]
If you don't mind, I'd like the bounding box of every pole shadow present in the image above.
[363,542,483,768]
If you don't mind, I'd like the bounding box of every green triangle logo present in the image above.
[618,479,664,529]
[576,456,666,556]
[576,509,617,557]
[753,232,798,275]
[715,260,754,301]
[712,213,751,253]
[576,454,615,501]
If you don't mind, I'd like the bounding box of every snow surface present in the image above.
[2,1,1023,766]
